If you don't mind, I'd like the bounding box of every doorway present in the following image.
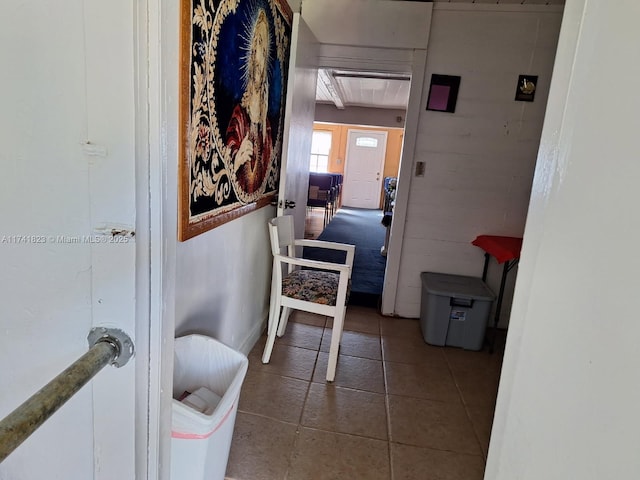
[302,122,403,307]
[310,48,428,314]
[304,122,404,239]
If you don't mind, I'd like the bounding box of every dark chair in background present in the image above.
[329,173,343,213]
[381,177,397,257]
[383,176,397,215]
[307,173,335,227]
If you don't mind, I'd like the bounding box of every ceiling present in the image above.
[315,69,411,110]
[314,0,564,111]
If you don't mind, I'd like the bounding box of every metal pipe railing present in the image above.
[0,327,134,463]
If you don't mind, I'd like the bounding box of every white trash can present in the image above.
[171,334,248,480]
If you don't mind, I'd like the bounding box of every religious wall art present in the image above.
[515,75,538,102]
[426,74,461,113]
[179,0,292,240]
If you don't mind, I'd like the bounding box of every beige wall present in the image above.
[314,122,404,207]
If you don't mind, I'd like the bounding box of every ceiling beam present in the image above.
[317,69,345,110]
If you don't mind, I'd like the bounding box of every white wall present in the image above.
[315,104,406,129]
[0,4,95,474]
[486,1,640,478]
[174,208,274,353]
[303,0,431,75]
[393,4,563,320]
[286,0,301,13]
[0,0,139,478]
[303,0,431,49]
[167,4,291,353]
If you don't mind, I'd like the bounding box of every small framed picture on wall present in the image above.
[426,74,461,113]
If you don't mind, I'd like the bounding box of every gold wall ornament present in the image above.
[520,78,536,95]
[515,74,538,102]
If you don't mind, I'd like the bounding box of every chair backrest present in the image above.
[268,216,295,257]
[328,173,341,196]
[308,173,333,190]
[308,173,334,207]
[309,173,338,205]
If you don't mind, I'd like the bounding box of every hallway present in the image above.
[225,307,503,479]
[303,207,387,305]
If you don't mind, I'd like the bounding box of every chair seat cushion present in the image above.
[282,270,348,306]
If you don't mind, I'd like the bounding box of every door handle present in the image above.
[279,199,296,209]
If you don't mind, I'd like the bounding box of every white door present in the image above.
[277,13,319,240]
[0,2,145,479]
[342,130,388,209]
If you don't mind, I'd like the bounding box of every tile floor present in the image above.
[225,307,504,480]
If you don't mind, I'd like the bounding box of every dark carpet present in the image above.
[303,207,387,306]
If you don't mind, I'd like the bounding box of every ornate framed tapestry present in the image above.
[179,0,293,241]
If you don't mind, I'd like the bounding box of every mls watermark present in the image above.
[1,235,131,245]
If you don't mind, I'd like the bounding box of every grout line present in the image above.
[283,325,324,480]
[295,425,390,445]
[442,351,488,462]
[390,437,488,458]
[235,410,299,427]
[293,424,390,444]
[307,378,386,397]
[381,335,395,479]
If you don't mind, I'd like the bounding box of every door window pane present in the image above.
[355,137,378,148]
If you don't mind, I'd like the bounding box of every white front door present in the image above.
[342,129,388,209]
[277,13,319,240]
[0,2,145,479]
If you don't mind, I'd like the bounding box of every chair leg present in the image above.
[268,299,278,335]
[262,300,281,364]
[267,288,280,334]
[277,307,291,337]
[267,270,278,335]
[326,307,346,382]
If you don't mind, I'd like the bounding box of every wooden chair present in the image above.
[262,215,355,381]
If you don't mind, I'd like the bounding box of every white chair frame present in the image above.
[262,216,355,382]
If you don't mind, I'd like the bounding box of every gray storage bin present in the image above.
[420,272,495,350]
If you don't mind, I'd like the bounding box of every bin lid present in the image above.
[420,272,495,301]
